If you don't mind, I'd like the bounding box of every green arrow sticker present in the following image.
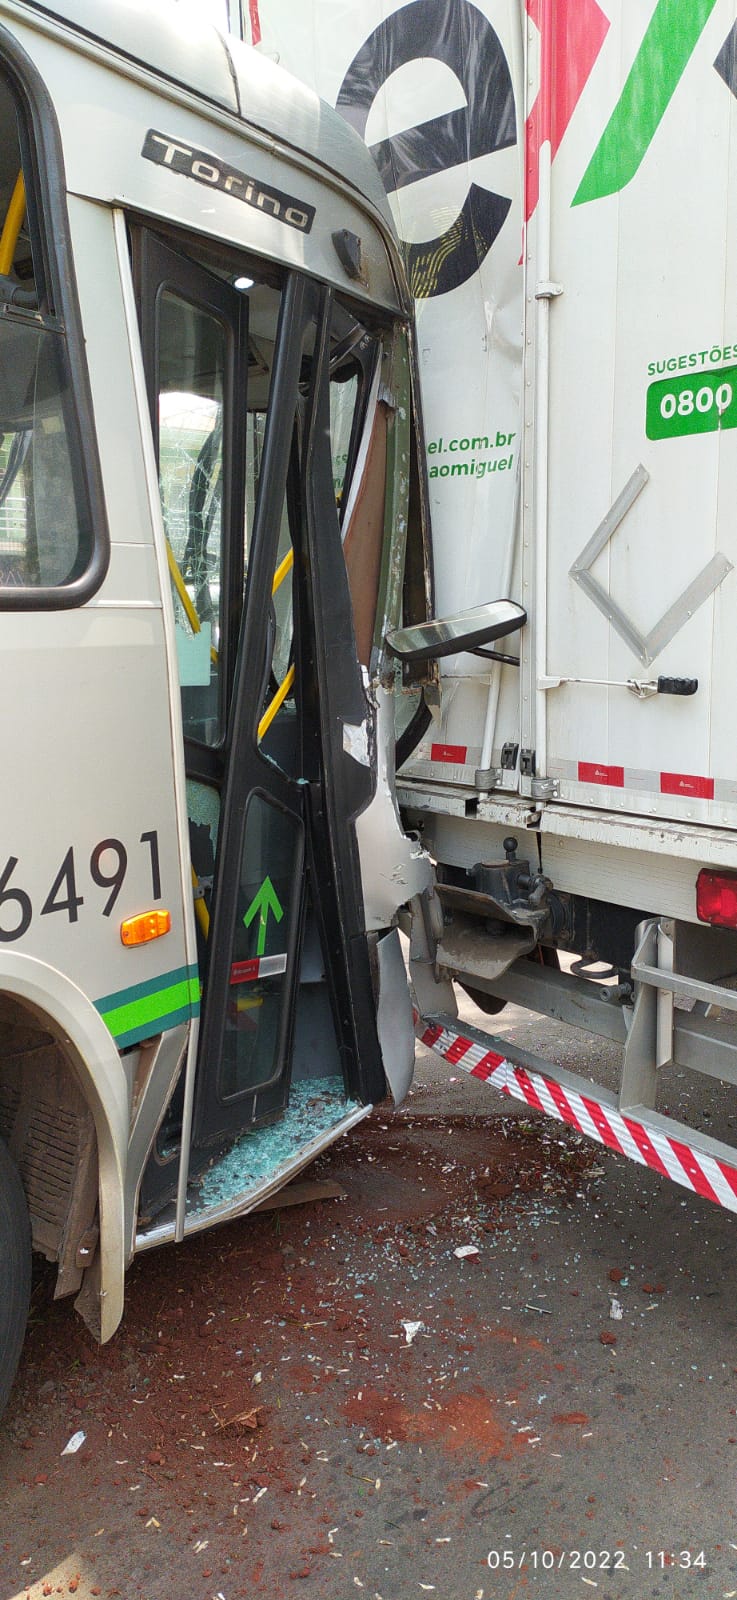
[243,875,284,957]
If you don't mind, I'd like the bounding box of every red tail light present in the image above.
[696,869,737,928]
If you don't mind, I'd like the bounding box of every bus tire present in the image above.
[0,1135,31,1419]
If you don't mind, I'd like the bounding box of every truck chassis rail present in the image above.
[419,1012,737,1214]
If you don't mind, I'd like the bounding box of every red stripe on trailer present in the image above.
[470,1050,506,1081]
[547,1075,583,1127]
[578,761,625,787]
[621,1116,671,1180]
[430,743,468,764]
[660,771,714,800]
[249,0,262,45]
[669,1138,720,1205]
[417,1013,737,1215]
[511,1064,548,1115]
[524,0,610,222]
[445,1035,473,1064]
[582,1096,621,1152]
[717,1161,737,1200]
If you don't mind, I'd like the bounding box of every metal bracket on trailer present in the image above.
[418,1011,737,1214]
[569,463,733,667]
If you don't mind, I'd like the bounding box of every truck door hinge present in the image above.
[531,777,559,800]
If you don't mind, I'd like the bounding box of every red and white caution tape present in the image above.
[419,1016,737,1214]
[230,953,287,985]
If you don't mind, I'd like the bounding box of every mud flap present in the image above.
[407,889,458,1022]
[376,927,415,1106]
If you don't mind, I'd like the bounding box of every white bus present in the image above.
[0,0,436,1412]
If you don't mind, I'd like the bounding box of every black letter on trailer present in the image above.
[336,0,516,297]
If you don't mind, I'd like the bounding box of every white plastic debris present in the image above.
[610,1298,624,1320]
[401,1321,425,1345]
[61,1430,86,1456]
[454,1245,479,1259]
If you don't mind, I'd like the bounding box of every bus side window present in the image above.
[330,368,359,511]
[158,292,227,746]
[0,66,102,599]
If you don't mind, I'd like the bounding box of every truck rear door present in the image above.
[533,3,737,831]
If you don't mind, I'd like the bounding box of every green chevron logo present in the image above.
[574,0,719,206]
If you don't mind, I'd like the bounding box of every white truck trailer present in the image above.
[248,0,737,1213]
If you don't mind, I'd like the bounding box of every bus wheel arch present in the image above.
[0,955,128,1345]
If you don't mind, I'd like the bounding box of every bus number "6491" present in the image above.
[0,833,161,942]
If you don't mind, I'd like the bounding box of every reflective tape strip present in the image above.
[95,964,200,1049]
[578,761,624,787]
[556,758,720,800]
[419,1016,737,1214]
[661,772,714,800]
[230,953,288,985]
[431,743,468,764]
[468,1048,508,1083]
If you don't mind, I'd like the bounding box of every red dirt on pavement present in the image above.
[343,1383,525,1461]
[0,1111,600,1600]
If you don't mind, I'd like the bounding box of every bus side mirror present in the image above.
[385,600,527,663]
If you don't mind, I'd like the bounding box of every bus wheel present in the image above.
[0,1136,31,1419]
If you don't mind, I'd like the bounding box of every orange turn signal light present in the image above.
[120,909,172,947]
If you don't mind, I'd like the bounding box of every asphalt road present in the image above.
[2,993,737,1600]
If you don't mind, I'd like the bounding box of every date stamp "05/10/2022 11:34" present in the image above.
[485,1547,708,1574]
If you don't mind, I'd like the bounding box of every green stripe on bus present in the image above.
[95,965,200,1045]
[95,963,198,1012]
[112,1002,198,1051]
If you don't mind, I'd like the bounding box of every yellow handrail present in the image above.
[0,171,25,276]
[189,548,296,934]
[166,539,201,634]
[272,546,293,595]
[166,539,218,665]
[170,541,292,670]
[254,547,296,741]
[191,863,210,939]
[258,663,295,742]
